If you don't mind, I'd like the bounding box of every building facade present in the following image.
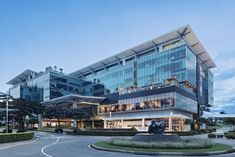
[8,68,104,102]
[7,25,215,131]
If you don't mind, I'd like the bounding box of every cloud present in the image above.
[212,50,235,112]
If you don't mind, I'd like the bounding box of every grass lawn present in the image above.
[94,141,233,153]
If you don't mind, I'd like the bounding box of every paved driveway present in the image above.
[0,131,235,157]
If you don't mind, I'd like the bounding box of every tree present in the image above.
[224,118,235,131]
[0,98,43,131]
[69,108,93,128]
[44,107,71,128]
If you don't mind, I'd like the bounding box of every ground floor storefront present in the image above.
[41,109,192,131]
[104,117,187,131]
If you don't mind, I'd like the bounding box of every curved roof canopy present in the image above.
[7,69,38,85]
[69,25,216,78]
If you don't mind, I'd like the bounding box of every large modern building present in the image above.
[7,25,215,131]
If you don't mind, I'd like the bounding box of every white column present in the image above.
[92,120,95,128]
[81,120,84,128]
[169,112,173,131]
[121,119,124,128]
[142,118,145,127]
[72,119,77,128]
[104,120,107,128]
[72,100,78,109]
[38,114,43,129]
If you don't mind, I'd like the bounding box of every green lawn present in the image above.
[94,141,233,153]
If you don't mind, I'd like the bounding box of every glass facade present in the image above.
[49,72,84,99]
[85,61,134,93]
[137,45,196,87]
[84,44,197,94]
[9,84,43,102]
[198,63,214,106]
[7,29,214,121]
[207,70,214,106]
[98,92,197,114]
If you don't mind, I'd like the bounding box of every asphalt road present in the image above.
[0,131,235,157]
[0,132,150,157]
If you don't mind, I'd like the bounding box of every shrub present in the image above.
[205,129,213,133]
[106,137,214,149]
[224,132,235,139]
[26,127,38,131]
[55,128,63,133]
[2,129,13,133]
[0,132,34,143]
[208,133,216,138]
[74,129,137,136]
[166,131,194,136]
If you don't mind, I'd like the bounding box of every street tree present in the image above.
[224,118,235,131]
[44,107,71,128]
[0,98,43,131]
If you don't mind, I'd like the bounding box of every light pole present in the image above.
[0,96,13,133]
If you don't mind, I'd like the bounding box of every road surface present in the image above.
[0,131,234,157]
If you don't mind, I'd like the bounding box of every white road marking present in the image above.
[87,144,98,151]
[41,135,60,157]
[0,138,39,150]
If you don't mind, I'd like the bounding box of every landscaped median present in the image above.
[224,131,235,139]
[0,132,34,143]
[91,138,234,156]
[73,129,212,136]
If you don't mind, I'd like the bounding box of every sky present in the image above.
[1,0,235,112]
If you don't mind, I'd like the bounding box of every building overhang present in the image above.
[69,25,216,78]
[101,108,193,121]
[42,94,106,108]
[7,69,38,85]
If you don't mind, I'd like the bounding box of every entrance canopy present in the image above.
[42,94,106,108]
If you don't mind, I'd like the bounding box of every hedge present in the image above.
[0,132,34,143]
[224,132,235,139]
[73,130,197,136]
[208,133,216,138]
[166,131,194,136]
[74,130,137,136]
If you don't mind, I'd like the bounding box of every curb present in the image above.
[90,144,235,156]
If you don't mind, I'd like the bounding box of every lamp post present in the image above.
[0,96,13,133]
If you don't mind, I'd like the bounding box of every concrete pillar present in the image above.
[142,118,145,127]
[81,120,84,128]
[38,114,43,129]
[92,120,95,128]
[72,99,78,109]
[72,119,77,128]
[120,119,124,128]
[104,120,107,128]
[169,116,172,131]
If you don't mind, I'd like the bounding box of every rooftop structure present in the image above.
[69,25,215,78]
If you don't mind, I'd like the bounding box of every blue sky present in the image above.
[1,0,235,112]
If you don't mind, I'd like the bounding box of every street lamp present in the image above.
[169,112,173,131]
[0,97,13,133]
